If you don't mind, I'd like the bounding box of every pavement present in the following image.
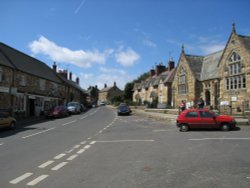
[131,107,249,126]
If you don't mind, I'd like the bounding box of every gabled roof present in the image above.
[57,74,85,92]
[200,50,223,81]
[0,42,61,83]
[185,54,203,80]
[163,68,176,83]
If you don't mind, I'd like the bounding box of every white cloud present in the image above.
[200,44,225,54]
[29,35,109,68]
[115,47,140,67]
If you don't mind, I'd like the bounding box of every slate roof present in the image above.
[238,34,250,52]
[0,42,61,83]
[200,50,223,81]
[185,55,203,80]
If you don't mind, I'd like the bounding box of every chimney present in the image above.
[76,77,79,85]
[69,72,72,80]
[168,60,175,71]
[150,69,155,78]
[156,63,166,76]
[52,62,57,72]
[58,70,68,79]
[104,83,107,88]
[114,81,116,87]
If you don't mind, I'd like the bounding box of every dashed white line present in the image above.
[38,161,54,168]
[51,162,68,171]
[62,120,77,126]
[83,145,91,149]
[87,137,92,140]
[54,153,66,160]
[10,172,33,184]
[90,141,96,145]
[65,149,74,153]
[80,115,88,119]
[67,154,78,161]
[80,141,87,145]
[73,145,81,149]
[77,149,86,154]
[22,127,56,139]
[0,143,3,146]
[26,175,49,186]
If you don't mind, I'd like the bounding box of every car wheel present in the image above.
[10,122,16,129]
[180,124,189,132]
[221,123,230,131]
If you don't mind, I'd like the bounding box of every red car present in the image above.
[46,105,69,118]
[176,109,236,132]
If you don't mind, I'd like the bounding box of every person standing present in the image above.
[179,100,186,112]
[197,97,205,108]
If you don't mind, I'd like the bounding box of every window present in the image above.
[39,79,46,91]
[19,75,26,86]
[178,68,187,94]
[225,52,246,90]
[186,111,198,118]
[200,111,214,118]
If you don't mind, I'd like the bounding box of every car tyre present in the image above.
[180,124,189,132]
[221,123,230,131]
[10,122,16,129]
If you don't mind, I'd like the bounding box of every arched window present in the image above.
[225,52,246,90]
[178,68,187,94]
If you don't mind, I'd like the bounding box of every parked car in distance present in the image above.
[0,112,16,129]
[80,104,87,112]
[67,102,81,114]
[46,105,69,118]
[176,109,236,132]
[117,103,132,116]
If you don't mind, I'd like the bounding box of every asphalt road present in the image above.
[0,106,250,188]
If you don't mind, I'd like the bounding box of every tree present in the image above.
[123,82,134,101]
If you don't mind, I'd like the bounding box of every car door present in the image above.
[185,111,200,129]
[0,113,8,128]
[199,111,217,129]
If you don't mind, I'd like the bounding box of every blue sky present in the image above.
[1,0,250,90]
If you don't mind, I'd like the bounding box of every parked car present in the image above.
[176,109,236,132]
[67,102,81,114]
[117,103,132,116]
[80,104,87,112]
[0,112,16,129]
[46,105,69,118]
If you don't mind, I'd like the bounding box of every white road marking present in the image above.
[22,127,55,139]
[38,160,54,168]
[87,137,92,140]
[80,116,88,119]
[10,172,33,184]
[84,145,91,149]
[0,143,3,146]
[62,120,77,126]
[90,141,96,145]
[77,149,85,154]
[81,141,87,145]
[73,145,81,149]
[51,162,68,171]
[54,153,66,159]
[65,149,74,153]
[189,138,250,141]
[26,175,49,186]
[99,130,103,134]
[67,154,78,161]
[96,140,155,143]
[153,129,173,132]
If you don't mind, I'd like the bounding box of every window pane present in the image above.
[186,111,198,118]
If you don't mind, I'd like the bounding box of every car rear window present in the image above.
[185,111,198,118]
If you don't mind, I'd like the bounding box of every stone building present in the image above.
[0,42,85,118]
[133,61,176,108]
[98,82,123,102]
[173,23,250,113]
